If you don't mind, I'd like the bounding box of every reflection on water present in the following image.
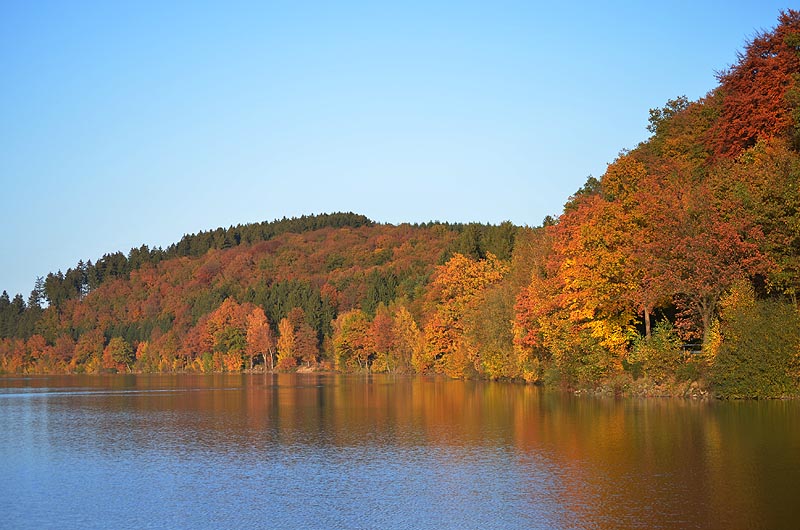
[1,374,799,529]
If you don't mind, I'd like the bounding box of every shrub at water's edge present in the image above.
[711,283,800,399]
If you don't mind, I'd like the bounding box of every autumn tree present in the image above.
[637,178,769,348]
[276,317,297,371]
[464,282,517,380]
[709,9,800,158]
[513,275,554,383]
[423,252,508,378]
[151,329,181,372]
[27,334,55,373]
[508,226,552,291]
[510,226,557,383]
[203,297,251,371]
[551,195,637,374]
[273,307,319,370]
[643,96,714,176]
[708,139,800,305]
[287,307,318,367]
[332,309,374,372]
[134,341,159,373]
[71,329,105,373]
[0,338,26,373]
[369,304,396,373]
[603,154,668,338]
[513,169,656,386]
[245,307,275,371]
[52,335,75,369]
[392,305,420,374]
[102,336,134,372]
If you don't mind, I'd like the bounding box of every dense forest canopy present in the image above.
[3,10,800,398]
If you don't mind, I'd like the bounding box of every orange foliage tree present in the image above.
[27,334,60,373]
[276,317,297,371]
[548,195,637,381]
[246,306,275,371]
[202,297,252,371]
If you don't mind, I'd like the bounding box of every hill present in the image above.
[0,214,520,375]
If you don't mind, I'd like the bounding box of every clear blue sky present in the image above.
[0,1,792,298]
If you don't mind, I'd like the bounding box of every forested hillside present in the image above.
[3,10,800,398]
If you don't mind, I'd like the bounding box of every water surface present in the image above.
[1,374,799,529]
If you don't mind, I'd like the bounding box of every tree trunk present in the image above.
[644,306,651,339]
[700,298,714,351]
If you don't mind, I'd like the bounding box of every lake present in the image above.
[1,374,799,529]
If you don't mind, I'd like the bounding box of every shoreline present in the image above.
[0,369,723,399]
[7,368,799,400]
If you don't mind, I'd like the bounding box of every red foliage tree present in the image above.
[287,307,318,367]
[637,179,769,346]
[710,10,800,158]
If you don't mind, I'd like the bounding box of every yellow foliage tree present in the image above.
[391,305,420,374]
[276,317,297,371]
[424,253,508,378]
[332,309,374,372]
